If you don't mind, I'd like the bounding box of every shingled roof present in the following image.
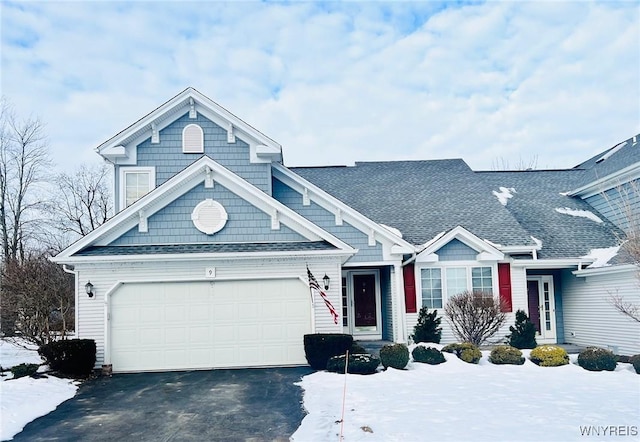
[573,135,640,188]
[291,159,534,248]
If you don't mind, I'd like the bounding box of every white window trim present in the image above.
[182,123,204,153]
[416,261,499,309]
[119,166,156,210]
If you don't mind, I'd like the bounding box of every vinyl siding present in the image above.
[75,256,344,368]
[436,239,477,261]
[584,180,639,232]
[561,267,640,355]
[380,266,393,341]
[272,178,383,263]
[110,182,306,245]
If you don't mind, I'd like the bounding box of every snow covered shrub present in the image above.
[630,355,640,374]
[326,353,380,375]
[489,345,525,365]
[379,343,410,370]
[442,342,482,364]
[529,345,569,367]
[303,334,353,370]
[38,339,96,375]
[10,363,39,379]
[506,310,537,349]
[444,290,507,345]
[412,346,446,365]
[577,347,617,372]
[411,307,442,344]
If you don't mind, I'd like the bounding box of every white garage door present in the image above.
[110,279,311,372]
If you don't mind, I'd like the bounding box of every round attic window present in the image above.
[191,199,228,235]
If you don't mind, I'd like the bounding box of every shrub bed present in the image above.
[38,339,96,375]
[380,343,410,370]
[303,334,354,370]
[577,347,617,372]
[10,363,40,379]
[412,346,446,365]
[529,345,569,367]
[326,353,380,375]
[489,345,525,365]
[442,342,482,364]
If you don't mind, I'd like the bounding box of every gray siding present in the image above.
[110,182,306,245]
[272,178,383,263]
[380,266,393,341]
[584,179,639,233]
[117,112,271,194]
[436,239,477,261]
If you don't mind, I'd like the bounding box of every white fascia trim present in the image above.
[500,245,541,254]
[568,162,640,198]
[55,156,354,259]
[416,226,504,261]
[510,259,589,269]
[572,264,638,277]
[272,164,416,256]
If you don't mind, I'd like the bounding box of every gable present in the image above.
[416,226,504,263]
[435,238,478,261]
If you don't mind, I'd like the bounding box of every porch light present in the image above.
[85,281,94,298]
[323,274,330,291]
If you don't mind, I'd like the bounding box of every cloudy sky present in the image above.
[2,1,639,173]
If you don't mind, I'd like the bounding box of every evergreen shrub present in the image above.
[630,355,640,374]
[412,346,446,365]
[577,347,617,372]
[350,342,368,355]
[529,345,569,367]
[506,310,537,349]
[442,342,482,364]
[303,334,353,370]
[379,343,410,370]
[489,345,525,365]
[326,353,380,375]
[38,339,96,375]
[411,307,442,344]
[10,363,40,379]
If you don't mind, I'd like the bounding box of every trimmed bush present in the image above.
[379,343,410,370]
[38,339,96,375]
[303,334,354,370]
[529,345,569,367]
[630,355,640,374]
[10,363,40,379]
[577,347,617,372]
[326,353,380,375]
[412,346,446,365]
[506,310,537,349]
[489,345,525,365]
[350,342,368,355]
[411,307,442,344]
[442,342,482,364]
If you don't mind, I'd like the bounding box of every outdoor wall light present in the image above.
[85,281,94,298]
[323,274,330,291]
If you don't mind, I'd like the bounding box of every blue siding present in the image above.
[584,179,639,232]
[110,182,306,245]
[436,239,477,261]
[380,266,393,341]
[116,112,271,195]
[273,178,383,263]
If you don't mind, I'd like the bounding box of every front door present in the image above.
[527,276,557,343]
[343,270,382,339]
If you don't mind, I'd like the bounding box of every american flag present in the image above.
[307,266,339,325]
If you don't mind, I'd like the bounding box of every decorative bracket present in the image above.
[368,229,376,246]
[227,123,236,143]
[335,208,343,226]
[151,123,159,144]
[204,166,214,188]
[302,188,310,206]
[271,209,280,230]
[138,210,148,233]
[189,98,197,119]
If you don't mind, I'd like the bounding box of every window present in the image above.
[472,267,493,294]
[446,267,467,297]
[420,268,442,308]
[120,167,155,209]
[182,124,204,153]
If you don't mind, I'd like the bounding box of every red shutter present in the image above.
[403,264,417,313]
[498,263,512,312]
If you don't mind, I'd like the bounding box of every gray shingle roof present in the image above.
[573,135,640,187]
[76,241,336,256]
[477,170,623,259]
[292,159,534,248]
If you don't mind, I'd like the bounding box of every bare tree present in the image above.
[53,163,111,238]
[444,290,507,345]
[491,155,539,171]
[608,292,640,323]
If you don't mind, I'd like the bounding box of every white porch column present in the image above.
[393,262,408,342]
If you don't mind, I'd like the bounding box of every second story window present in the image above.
[120,167,156,208]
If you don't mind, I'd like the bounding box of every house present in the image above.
[53,88,640,373]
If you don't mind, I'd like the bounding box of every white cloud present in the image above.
[1,1,638,173]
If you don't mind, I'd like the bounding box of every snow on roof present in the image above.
[531,236,543,248]
[381,224,403,238]
[582,245,620,268]
[492,187,516,206]
[555,207,603,223]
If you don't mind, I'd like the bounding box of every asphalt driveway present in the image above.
[13,367,314,442]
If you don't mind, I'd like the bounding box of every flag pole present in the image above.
[339,350,349,441]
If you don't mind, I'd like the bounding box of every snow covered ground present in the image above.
[0,339,79,441]
[292,345,640,442]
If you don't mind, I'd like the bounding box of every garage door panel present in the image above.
[111,279,311,372]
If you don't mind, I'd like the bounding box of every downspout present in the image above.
[62,265,79,338]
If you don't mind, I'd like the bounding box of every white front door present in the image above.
[342,270,382,340]
[526,276,557,343]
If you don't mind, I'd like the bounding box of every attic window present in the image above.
[182,124,204,153]
[191,199,228,235]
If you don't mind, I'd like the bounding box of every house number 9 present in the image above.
[205,267,216,278]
